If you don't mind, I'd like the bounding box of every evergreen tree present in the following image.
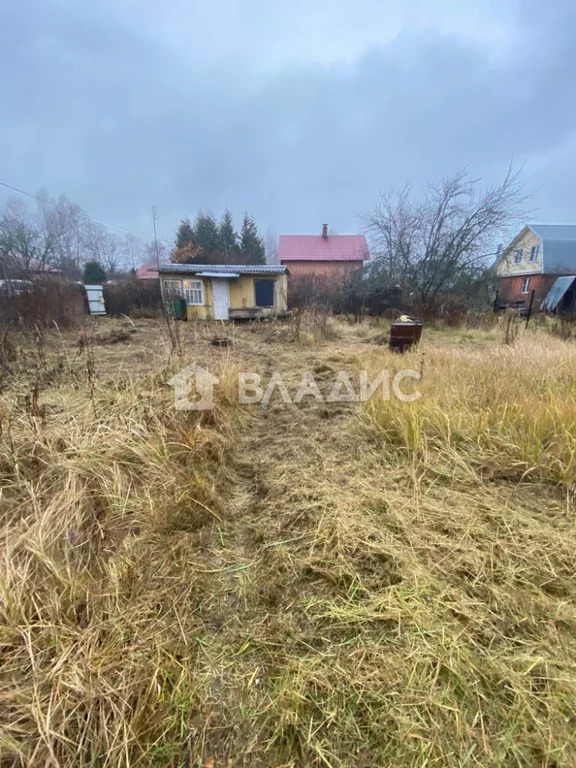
[175,218,194,250]
[239,213,266,264]
[193,211,220,262]
[83,260,106,284]
[218,210,238,261]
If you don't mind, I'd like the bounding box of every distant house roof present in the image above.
[159,263,288,275]
[526,224,576,273]
[136,263,159,279]
[0,255,62,274]
[501,224,576,274]
[31,259,62,273]
[278,234,369,262]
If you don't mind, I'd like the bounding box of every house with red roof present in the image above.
[136,263,159,280]
[278,224,369,282]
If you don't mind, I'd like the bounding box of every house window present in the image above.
[254,279,275,307]
[529,245,540,261]
[184,280,204,305]
[513,248,523,264]
[163,279,183,299]
[521,277,531,294]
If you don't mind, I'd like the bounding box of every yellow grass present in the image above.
[1,317,576,767]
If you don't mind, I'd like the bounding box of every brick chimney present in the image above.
[322,223,328,239]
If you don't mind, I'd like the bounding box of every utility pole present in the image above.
[151,206,161,270]
[151,206,167,317]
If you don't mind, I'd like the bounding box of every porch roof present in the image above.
[159,263,288,275]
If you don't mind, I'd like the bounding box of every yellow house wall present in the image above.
[228,276,250,309]
[497,227,543,276]
[277,273,288,311]
[159,272,288,320]
[229,274,287,314]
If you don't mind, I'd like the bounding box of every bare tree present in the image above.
[122,233,145,271]
[146,239,167,267]
[83,223,124,277]
[0,189,147,282]
[38,190,87,278]
[0,197,55,277]
[363,167,528,312]
[265,228,278,264]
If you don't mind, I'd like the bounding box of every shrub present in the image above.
[103,278,162,317]
[0,281,86,329]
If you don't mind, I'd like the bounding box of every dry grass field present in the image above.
[1,314,576,767]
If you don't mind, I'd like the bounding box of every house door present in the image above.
[254,279,275,308]
[212,279,229,320]
[85,285,106,315]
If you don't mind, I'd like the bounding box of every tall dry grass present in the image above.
[3,322,576,767]
[0,337,240,767]
[362,333,576,487]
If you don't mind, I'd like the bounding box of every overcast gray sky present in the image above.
[1,0,575,245]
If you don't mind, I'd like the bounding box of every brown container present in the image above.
[389,321,423,352]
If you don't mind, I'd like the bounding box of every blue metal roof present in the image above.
[528,225,576,272]
[529,224,576,241]
[541,275,576,311]
[159,263,287,275]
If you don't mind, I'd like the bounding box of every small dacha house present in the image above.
[496,224,576,309]
[158,263,288,320]
[278,224,369,281]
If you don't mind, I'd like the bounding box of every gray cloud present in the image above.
[1,0,575,247]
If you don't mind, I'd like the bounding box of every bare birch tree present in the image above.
[363,167,528,312]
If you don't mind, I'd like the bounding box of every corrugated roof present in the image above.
[159,263,287,275]
[541,276,576,311]
[278,234,369,262]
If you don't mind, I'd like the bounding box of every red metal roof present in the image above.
[136,263,159,279]
[278,234,369,262]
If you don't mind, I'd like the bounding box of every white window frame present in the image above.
[163,279,183,298]
[184,280,204,306]
[513,248,523,264]
[521,277,531,294]
[529,244,539,262]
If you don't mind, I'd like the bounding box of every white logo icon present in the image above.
[168,363,219,410]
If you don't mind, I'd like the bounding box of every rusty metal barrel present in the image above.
[389,320,423,352]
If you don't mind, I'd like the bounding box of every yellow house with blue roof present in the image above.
[158,263,289,321]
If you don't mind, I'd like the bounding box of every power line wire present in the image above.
[0,180,150,241]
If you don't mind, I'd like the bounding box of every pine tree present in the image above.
[175,218,194,250]
[218,210,238,262]
[172,217,203,264]
[239,213,266,265]
[193,211,220,262]
[82,261,106,284]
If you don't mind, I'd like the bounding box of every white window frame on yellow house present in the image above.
[184,279,204,306]
[163,279,183,298]
[513,248,523,264]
